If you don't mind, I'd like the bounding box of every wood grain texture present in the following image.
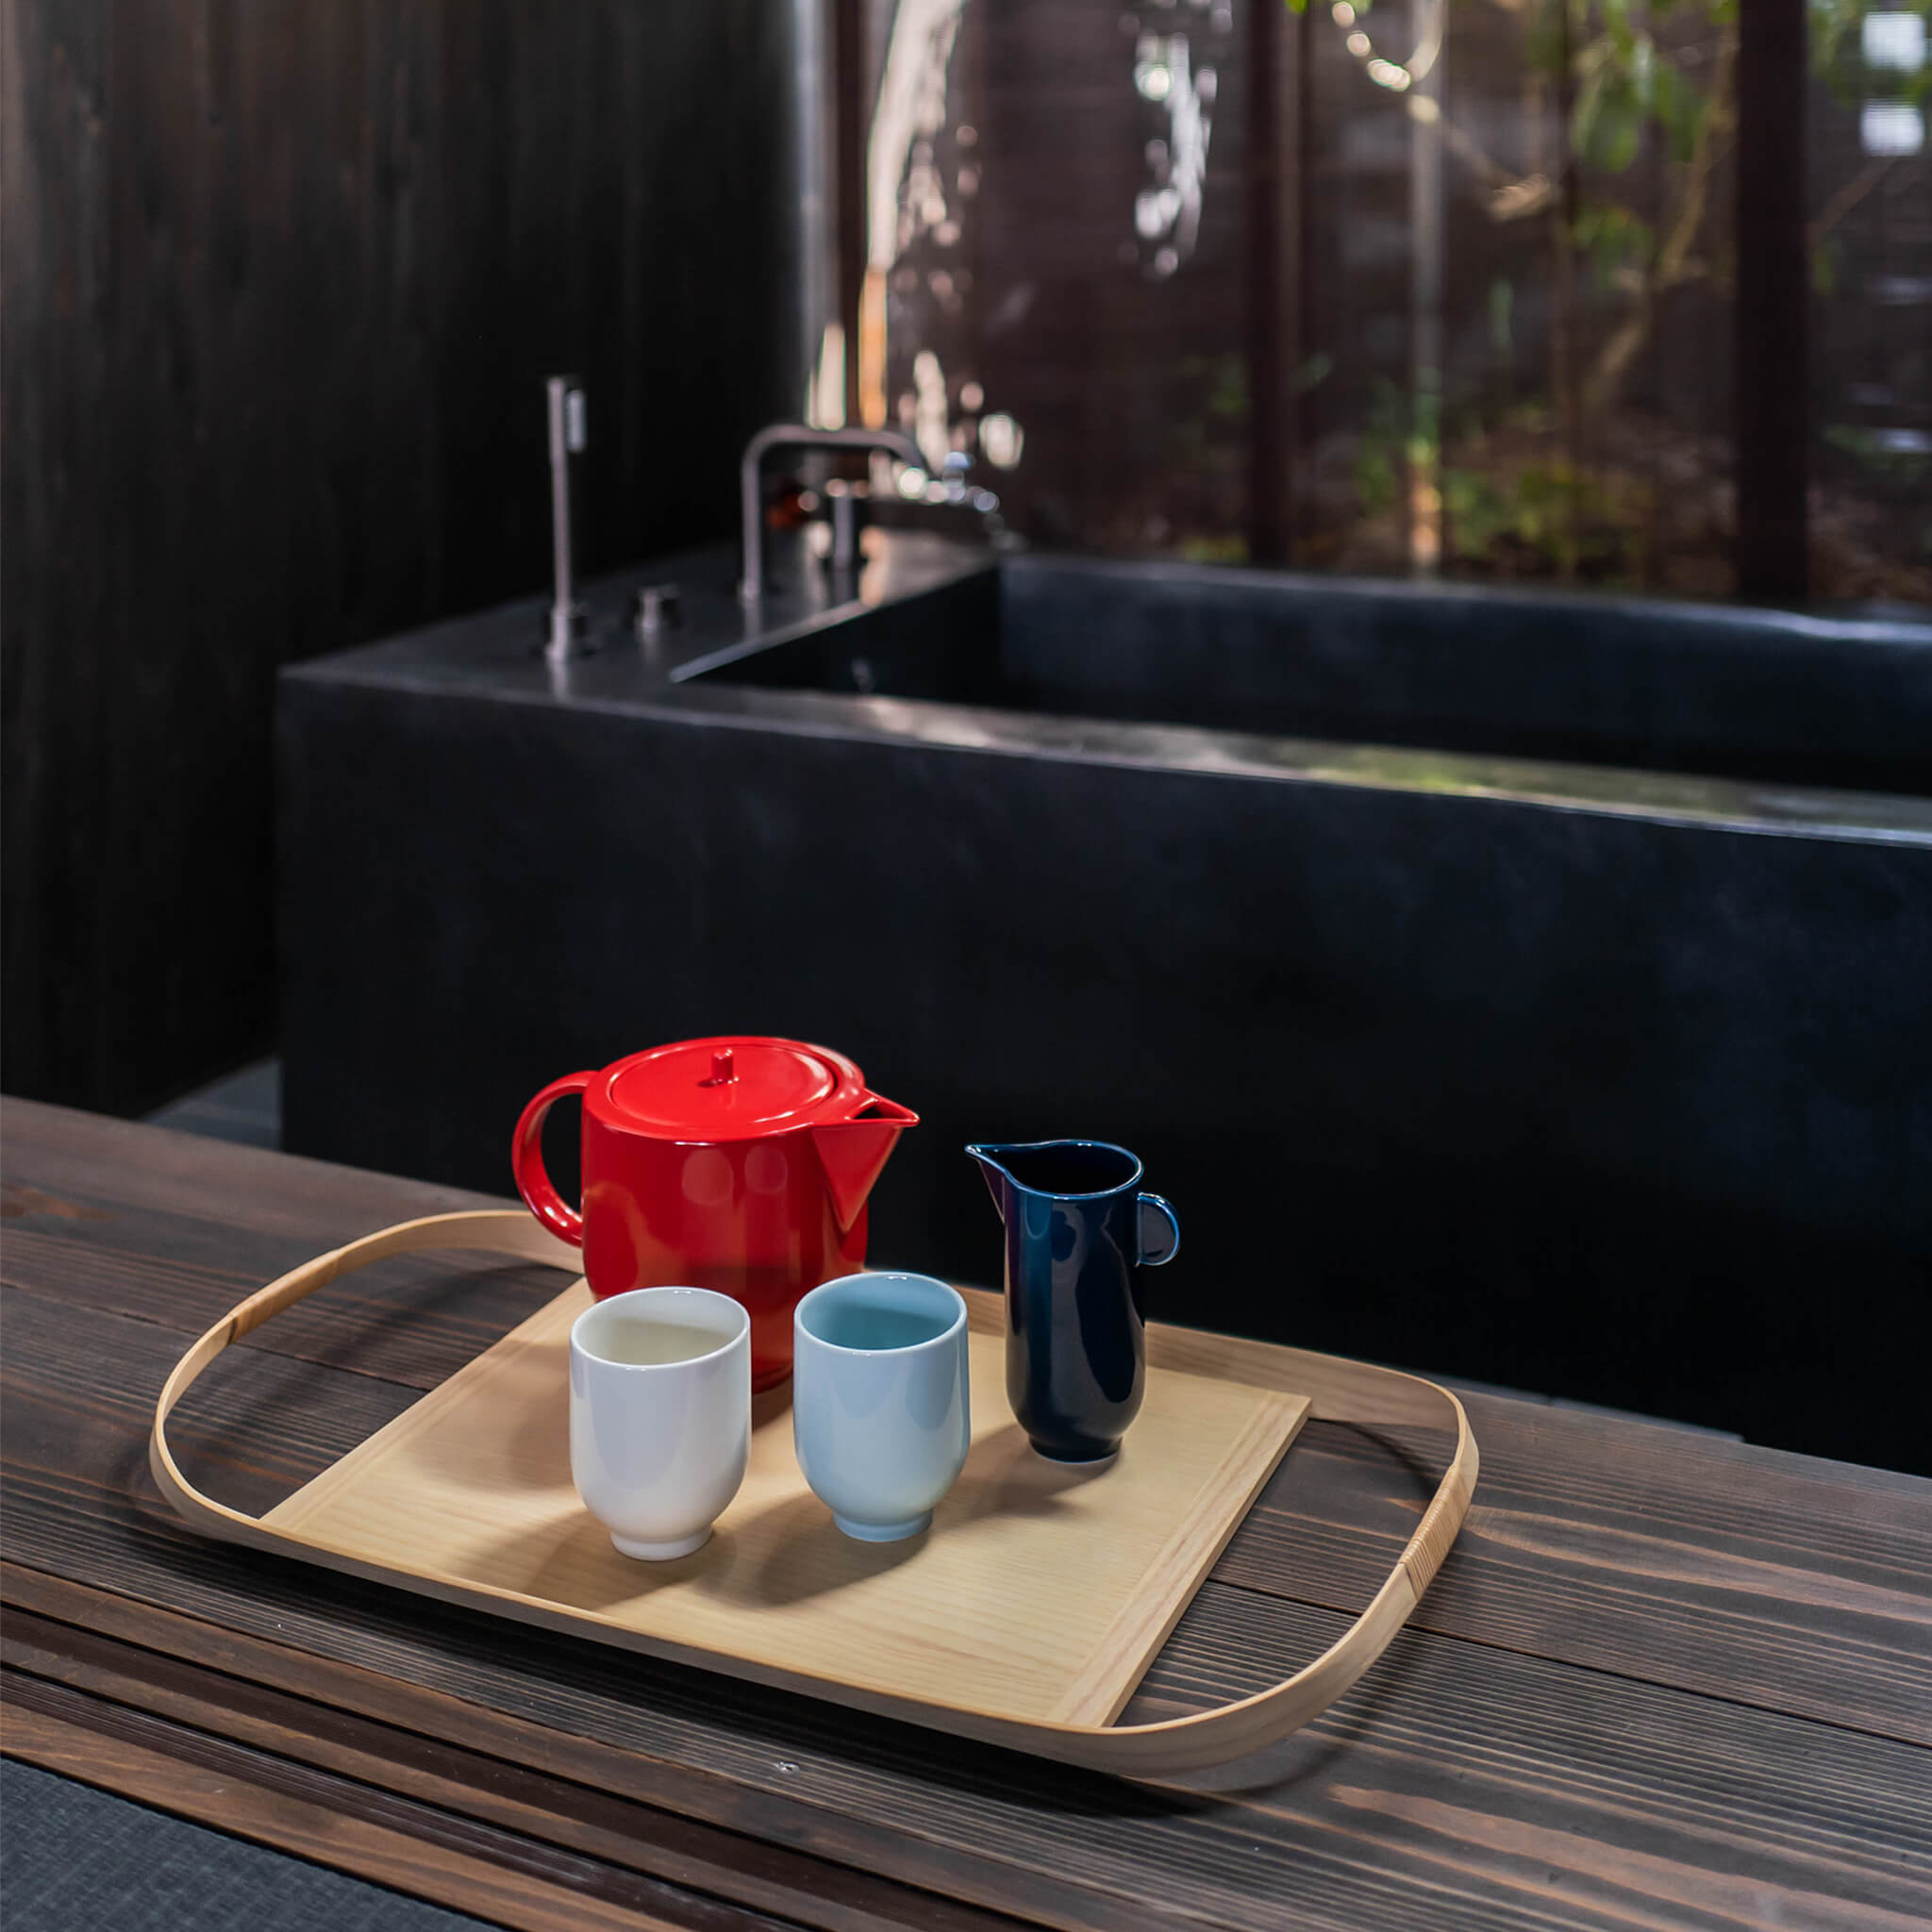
[259,1274,1305,1732]
[1,1602,1028,1932]
[1,1281,419,1517]
[10,1514,1932,1932]
[0,1566,1117,1930]
[1223,1404,1932,1748]
[1,1218,566,1390]
[10,1454,1932,1931]
[15,1576,1932,1932]
[7,1104,1932,1930]
[0,1673,798,1932]
[5,1097,509,1240]
[142,1206,1474,1771]
[0,0,799,1116]
[11,1101,1925,1745]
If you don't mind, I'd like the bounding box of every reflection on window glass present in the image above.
[855,0,1928,603]
[1815,0,1932,600]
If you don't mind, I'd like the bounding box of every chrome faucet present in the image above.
[738,424,924,604]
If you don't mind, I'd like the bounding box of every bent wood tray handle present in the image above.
[150,1210,581,1543]
[1040,1359,1476,1774]
[149,1210,1477,1777]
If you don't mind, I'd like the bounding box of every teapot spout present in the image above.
[815,1096,919,1234]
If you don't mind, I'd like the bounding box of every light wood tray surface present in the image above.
[267,1279,1305,1726]
[151,1211,1476,1774]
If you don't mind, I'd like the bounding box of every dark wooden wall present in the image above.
[2,0,801,1115]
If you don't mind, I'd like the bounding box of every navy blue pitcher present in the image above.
[965,1141,1180,1463]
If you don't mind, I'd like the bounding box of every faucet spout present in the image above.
[738,424,924,605]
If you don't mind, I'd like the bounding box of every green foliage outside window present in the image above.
[1287,0,1931,595]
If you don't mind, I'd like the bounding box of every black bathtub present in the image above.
[280,536,1932,1470]
[686,552,1932,797]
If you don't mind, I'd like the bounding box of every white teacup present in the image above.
[569,1286,750,1560]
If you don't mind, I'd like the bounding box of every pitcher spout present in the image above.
[964,1138,1145,1209]
[965,1142,1024,1217]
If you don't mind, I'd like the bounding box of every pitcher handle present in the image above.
[1136,1191,1180,1267]
[511,1071,594,1247]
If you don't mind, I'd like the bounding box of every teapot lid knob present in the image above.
[705,1048,737,1086]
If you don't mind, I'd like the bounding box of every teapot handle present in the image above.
[511,1071,594,1246]
[1136,1191,1180,1266]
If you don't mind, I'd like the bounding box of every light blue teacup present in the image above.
[792,1272,971,1542]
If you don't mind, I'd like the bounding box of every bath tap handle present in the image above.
[632,583,682,641]
[824,478,868,573]
[739,424,924,604]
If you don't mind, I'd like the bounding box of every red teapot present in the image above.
[512,1037,918,1390]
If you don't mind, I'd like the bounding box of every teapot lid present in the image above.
[601,1035,859,1138]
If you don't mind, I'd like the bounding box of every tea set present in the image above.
[515,1035,1179,1558]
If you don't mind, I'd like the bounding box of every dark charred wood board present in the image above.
[0,1,799,1120]
[5,1097,1930,1930]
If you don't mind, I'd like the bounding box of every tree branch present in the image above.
[1583,28,1737,421]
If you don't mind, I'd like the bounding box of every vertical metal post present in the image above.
[545,376,588,662]
[1292,0,1315,561]
[832,0,867,428]
[1247,0,1289,566]
[1408,0,1446,576]
[1735,0,1810,603]
[794,0,838,421]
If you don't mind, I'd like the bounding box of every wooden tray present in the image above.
[151,1211,1476,1775]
